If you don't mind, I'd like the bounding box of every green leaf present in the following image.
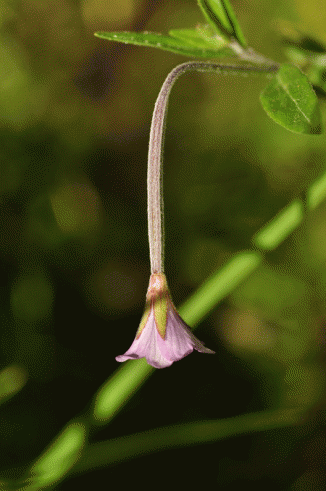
[282,45,326,97]
[197,0,247,47]
[197,0,231,34]
[169,27,227,50]
[95,30,232,58]
[219,0,247,47]
[284,46,310,67]
[260,63,322,134]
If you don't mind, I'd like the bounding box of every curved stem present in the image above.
[147,60,279,274]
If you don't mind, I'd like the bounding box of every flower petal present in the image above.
[157,310,193,361]
[116,308,173,368]
[184,322,215,354]
[157,304,214,361]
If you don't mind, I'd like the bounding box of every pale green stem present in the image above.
[4,407,304,489]
[147,60,279,273]
[74,408,302,474]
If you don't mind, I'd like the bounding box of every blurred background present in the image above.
[1,0,326,489]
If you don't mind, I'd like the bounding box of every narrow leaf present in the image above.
[219,0,247,47]
[95,31,231,58]
[169,28,227,50]
[260,63,322,134]
[198,0,231,34]
[197,0,246,47]
[169,26,229,56]
[73,409,301,472]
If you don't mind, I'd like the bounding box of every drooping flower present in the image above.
[116,273,214,369]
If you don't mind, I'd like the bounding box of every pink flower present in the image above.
[116,273,214,369]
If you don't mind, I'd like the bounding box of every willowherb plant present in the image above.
[96,0,323,369]
[3,3,326,491]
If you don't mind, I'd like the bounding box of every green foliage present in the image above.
[276,21,326,97]
[95,0,247,58]
[284,47,326,97]
[74,409,301,472]
[93,358,152,423]
[253,200,303,250]
[260,64,322,134]
[31,423,86,488]
[168,26,227,50]
[94,30,232,59]
[197,0,247,47]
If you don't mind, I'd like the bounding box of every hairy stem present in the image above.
[147,60,279,274]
